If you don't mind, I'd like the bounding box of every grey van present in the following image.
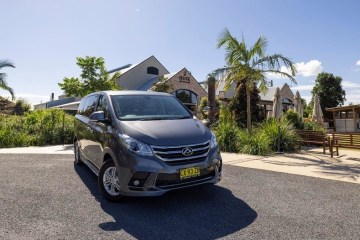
[74,91,222,201]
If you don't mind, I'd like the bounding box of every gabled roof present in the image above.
[136,76,159,91]
[163,72,176,80]
[107,64,132,74]
[110,55,170,90]
[259,83,292,101]
[111,55,170,77]
[259,87,278,101]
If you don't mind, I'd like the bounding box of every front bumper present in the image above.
[115,147,222,197]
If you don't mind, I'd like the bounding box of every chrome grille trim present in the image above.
[154,146,209,155]
[151,140,210,163]
[152,140,210,149]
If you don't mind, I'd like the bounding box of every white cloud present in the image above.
[291,85,314,91]
[356,60,360,66]
[295,60,323,77]
[301,95,312,104]
[1,93,49,99]
[342,81,360,88]
[0,92,50,106]
[267,60,323,79]
[344,91,360,104]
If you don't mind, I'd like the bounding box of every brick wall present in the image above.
[167,68,207,100]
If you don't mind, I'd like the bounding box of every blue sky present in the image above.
[1,0,360,105]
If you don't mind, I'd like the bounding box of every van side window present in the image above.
[96,95,109,118]
[81,95,98,117]
[77,99,86,115]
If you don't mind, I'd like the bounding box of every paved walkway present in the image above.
[0,145,359,184]
[222,148,360,185]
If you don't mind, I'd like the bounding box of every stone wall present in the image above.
[280,83,294,101]
[167,68,207,100]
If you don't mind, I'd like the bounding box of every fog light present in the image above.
[133,180,140,186]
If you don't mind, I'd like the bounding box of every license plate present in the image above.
[179,167,200,180]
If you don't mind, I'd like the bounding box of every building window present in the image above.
[147,67,159,75]
[174,89,198,106]
[282,98,293,112]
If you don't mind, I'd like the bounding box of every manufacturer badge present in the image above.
[182,147,193,156]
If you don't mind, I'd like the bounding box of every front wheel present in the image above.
[98,160,124,202]
[74,142,83,165]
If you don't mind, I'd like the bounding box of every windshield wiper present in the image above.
[176,116,192,119]
[138,117,169,121]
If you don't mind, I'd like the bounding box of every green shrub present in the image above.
[237,129,271,155]
[14,98,32,115]
[0,109,74,148]
[283,110,304,129]
[212,108,239,152]
[260,117,300,152]
[303,121,326,132]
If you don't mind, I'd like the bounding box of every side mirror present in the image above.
[90,111,110,123]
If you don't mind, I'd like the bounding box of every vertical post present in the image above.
[207,76,216,125]
[276,125,283,154]
[353,107,356,133]
[52,111,55,144]
[62,112,65,145]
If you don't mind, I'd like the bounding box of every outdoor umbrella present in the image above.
[312,94,323,123]
[293,90,303,118]
[272,87,283,119]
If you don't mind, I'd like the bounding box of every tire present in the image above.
[98,160,124,202]
[74,141,83,165]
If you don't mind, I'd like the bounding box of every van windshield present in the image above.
[111,95,192,121]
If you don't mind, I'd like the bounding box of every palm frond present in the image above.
[254,54,297,77]
[0,60,15,69]
[261,69,297,84]
[0,60,16,100]
[217,28,249,66]
[249,36,268,59]
[0,83,15,100]
[257,74,268,93]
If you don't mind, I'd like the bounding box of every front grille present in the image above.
[151,141,210,165]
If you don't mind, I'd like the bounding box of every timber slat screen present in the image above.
[297,130,329,154]
[330,133,360,157]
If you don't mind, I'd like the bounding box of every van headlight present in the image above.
[210,132,218,149]
[118,134,153,156]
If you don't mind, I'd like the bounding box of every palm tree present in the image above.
[0,60,15,100]
[217,28,297,130]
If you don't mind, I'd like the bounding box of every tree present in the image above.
[150,76,172,93]
[58,56,120,97]
[228,80,264,127]
[311,72,346,121]
[0,60,15,100]
[217,28,297,130]
[197,96,221,120]
[301,98,311,118]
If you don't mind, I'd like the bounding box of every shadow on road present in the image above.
[74,164,257,240]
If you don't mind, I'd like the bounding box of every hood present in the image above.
[119,119,211,146]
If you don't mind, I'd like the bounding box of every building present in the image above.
[326,105,360,132]
[34,96,81,112]
[259,83,295,117]
[35,56,207,112]
[109,55,207,111]
[214,77,297,116]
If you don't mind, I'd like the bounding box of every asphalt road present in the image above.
[0,154,359,240]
